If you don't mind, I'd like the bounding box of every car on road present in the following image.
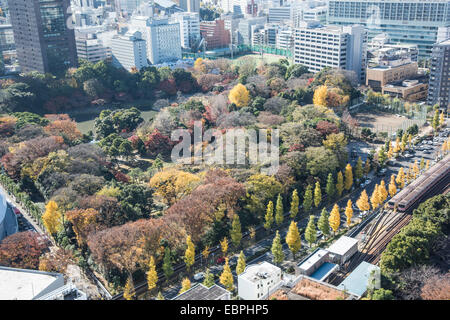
[193,272,205,281]
[216,257,225,265]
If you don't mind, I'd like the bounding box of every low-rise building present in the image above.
[173,284,231,300]
[382,79,428,102]
[366,62,419,92]
[238,262,282,300]
[0,266,86,300]
[337,261,380,298]
[326,236,359,265]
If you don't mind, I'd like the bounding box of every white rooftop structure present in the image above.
[238,261,282,300]
[0,266,64,300]
[240,261,281,283]
[298,249,328,272]
[327,236,359,257]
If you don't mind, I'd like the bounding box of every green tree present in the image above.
[317,208,330,238]
[336,171,344,197]
[264,201,274,231]
[286,221,301,258]
[156,292,165,300]
[314,181,322,208]
[432,106,440,132]
[303,185,313,212]
[325,173,335,202]
[355,157,364,182]
[162,247,174,281]
[236,251,246,275]
[271,231,285,265]
[230,214,242,248]
[203,269,215,288]
[304,215,317,247]
[290,189,299,218]
[275,194,284,226]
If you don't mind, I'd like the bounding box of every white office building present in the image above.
[170,12,200,50]
[76,34,108,63]
[327,0,450,59]
[268,6,292,24]
[276,28,293,51]
[111,30,148,71]
[238,262,282,300]
[238,16,267,45]
[130,16,182,65]
[294,21,367,83]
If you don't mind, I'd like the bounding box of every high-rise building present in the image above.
[327,0,450,59]
[294,21,367,84]
[111,30,148,71]
[8,0,78,75]
[0,24,15,53]
[428,40,450,109]
[130,16,182,65]
[200,19,231,50]
[238,16,266,45]
[170,12,200,50]
[179,0,200,13]
[76,33,109,63]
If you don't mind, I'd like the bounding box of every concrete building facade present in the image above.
[327,0,450,59]
[8,0,78,75]
[294,21,367,84]
[111,30,148,71]
[428,40,450,109]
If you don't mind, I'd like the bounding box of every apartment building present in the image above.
[428,40,450,109]
[327,0,450,59]
[294,21,367,84]
[170,12,200,50]
[200,20,231,50]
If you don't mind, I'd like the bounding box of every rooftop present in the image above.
[240,261,281,283]
[327,236,359,256]
[173,284,229,300]
[298,249,329,271]
[337,261,380,297]
[0,266,63,300]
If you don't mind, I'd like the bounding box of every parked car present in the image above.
[216,257,225,265]
[193,272,205,281]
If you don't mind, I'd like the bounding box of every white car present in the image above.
[193,272,205,281]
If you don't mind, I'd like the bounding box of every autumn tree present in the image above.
[230,214,242,248]
[42,200,63,236]
[345,199,353,227]
[329,204,340,234]
[420,157,425,171]
[304,215,317,247]
[271,231,285,265]
[236,251,246,275]
[264,201,274,231]
[396,168,406,189]
[66,208,99,246]
[379,180,388,202]
[179,277,191,294]
[314,181,322,208]
[303,185,313,212]
[370,184,382,210]
[356,189,371,212]
[388,174,397,197]
[147,256,158,293]
[325,173,335,202]
[290,189,299,218]
[420,273,450,300]
[286,221,301,258]
[123,277,136,300]
[336,171,344,197]
[220,258,234,291]
[313,85,328,107]
[184,235,195,271]
[364,160,371,176]
[426,159,430,170]
[229,83,250,107]
[344,163,353,191]
[275,194,284,226]
[149,169,200,205]
[318,208,330,238]
[220,237,229,256]
[0,231,47,269]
